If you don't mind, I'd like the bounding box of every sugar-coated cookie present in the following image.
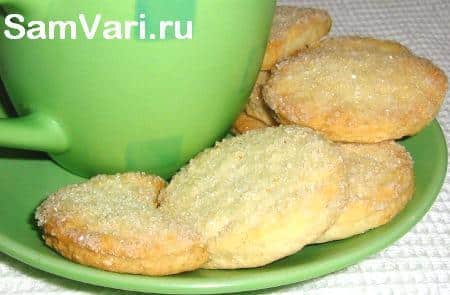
[244,71,277,126]
[262,6,332,70]
[232,112,269,134]
[232,72,276,135]
[159,126,348,269]
[35,173,207,276]
[316,141,414,243]
[264,36,448,142]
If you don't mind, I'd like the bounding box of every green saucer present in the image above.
[0,121,447,294]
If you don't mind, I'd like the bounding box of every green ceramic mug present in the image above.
[0,0,275,178]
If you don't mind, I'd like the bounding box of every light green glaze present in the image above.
[0,0,276,178]
[0,112,447,293]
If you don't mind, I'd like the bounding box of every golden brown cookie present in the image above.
[315,141,414,243]
[232,72,276,135]
[264,36,448,142]
[35,173,207,276]
[159,126,348,269]
[232,112,269,134]
[244,71,277,126]
[261,6,332,70]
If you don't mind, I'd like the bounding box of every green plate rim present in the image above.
[0,120,447,294]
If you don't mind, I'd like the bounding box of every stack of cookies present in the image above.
[232,6,447,243]
[35,6,447,276]
[233,6,447,140]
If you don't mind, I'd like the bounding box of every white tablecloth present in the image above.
[1,0,449,294]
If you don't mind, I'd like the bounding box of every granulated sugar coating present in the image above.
[261,6,332,70]
[35,173,207,276]
[232,112,269,134]
[244,71,277,127]
[316,141,415,243]
[159,126,348,269]
[264,36,448,143]
[232,71,276,135]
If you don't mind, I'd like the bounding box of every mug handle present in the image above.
[0,4,68,153]
[0,113,69,153]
